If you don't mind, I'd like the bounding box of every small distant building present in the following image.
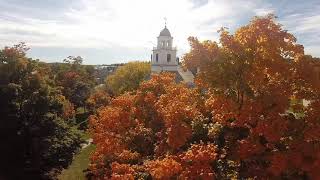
[94,63,124,84]
[151,24,194,84]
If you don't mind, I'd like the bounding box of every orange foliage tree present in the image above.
[88,73,219,179]
[88,15,320,179]
[86,88,111,113]
[184,14,320,179]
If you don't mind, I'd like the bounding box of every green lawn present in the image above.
[58,144,95,180]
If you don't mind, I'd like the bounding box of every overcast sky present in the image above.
[0,0,319,64]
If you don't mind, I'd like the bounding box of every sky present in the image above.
[0,0,319,65]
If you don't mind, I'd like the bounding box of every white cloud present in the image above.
[279,13,320,57]
[281,14,320,34]
[0,0,319,63]
[254,8,274,16]
[0,0,258,47]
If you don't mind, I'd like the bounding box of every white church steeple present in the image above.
[151,21,178,72]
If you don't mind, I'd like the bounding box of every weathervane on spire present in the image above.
[164,17,167,28]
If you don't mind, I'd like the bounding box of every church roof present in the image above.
[159,26,171,37]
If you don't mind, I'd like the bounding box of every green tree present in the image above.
[106,61,150,95]
[0,43,83,179]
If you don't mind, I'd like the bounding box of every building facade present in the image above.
[150,25,195,84]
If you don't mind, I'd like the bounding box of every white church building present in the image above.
[151,24,194,83]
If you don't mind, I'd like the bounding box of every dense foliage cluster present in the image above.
[106,61,151,95]
[0,43,90,179]
[50,56,96,109]
[184,14,320,179]
[89,73,218,179]
[89,15,320,179]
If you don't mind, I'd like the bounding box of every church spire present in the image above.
[164,17,167,28]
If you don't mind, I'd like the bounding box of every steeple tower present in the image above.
[151,22,178,72]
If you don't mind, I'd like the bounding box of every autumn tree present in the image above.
[86,87,111,113]
[50,56,96,109]
[88,14,320,179]
[183,14,320,179]
[89,73,219,179]
[106,61,150,95]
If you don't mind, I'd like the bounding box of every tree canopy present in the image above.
[0,43,84,179]
[88,15,320,179]
[106,61,150,95]
[50,56,96,109]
